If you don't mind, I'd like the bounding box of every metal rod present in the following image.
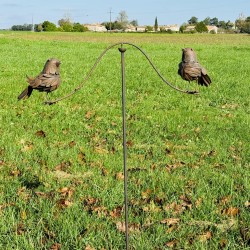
[118,46,129,250]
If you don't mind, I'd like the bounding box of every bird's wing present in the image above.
[28,73,60,88]
[183,63,201,78]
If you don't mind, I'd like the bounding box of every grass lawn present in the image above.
[0,31,250,249]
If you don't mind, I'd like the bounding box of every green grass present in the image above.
[0,31,250,249]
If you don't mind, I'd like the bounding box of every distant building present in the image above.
[206,25,218,33]
[185,25,218,33]
[159,24,180,32]
[84,23,107,32]
[125,25,146,32]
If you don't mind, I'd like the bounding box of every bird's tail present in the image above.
[199,74,212,87]
[18,86,33,100]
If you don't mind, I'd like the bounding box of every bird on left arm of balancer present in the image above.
[18,58,61,100]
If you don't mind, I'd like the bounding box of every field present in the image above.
[0,31,249,249]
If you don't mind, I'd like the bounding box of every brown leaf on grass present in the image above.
[0,202,15,212]
[95,146,108,154]
[126,140,133,148]
[54,161,71,171]
[115,172,124,180]
[165,239,178,248]
[10,169,21,177]
[222,207,240,216]
[141,189,151,199]
[116,221,140,233]
[57,199,73,208]
[92,206,108,217]
[16,223,26,235]
[58,187,74,198]
[101,167,108,176]
[35,130,46,138]
[165,161,185,173]
[78,152,86,164]
[68,140,76,147]
[218,195,231,206]
[179,195,192,210]
[35,191,54,199]
[50,243,61,250]
[164,202,183,215]
[161,218,180,226]
[21,142,34,152]
[198,231,212,242]
[83,197,99,206]
[110,206,123,219]
[220,238,227,248]
[85,245,96,250]
[85,111,94,119]
[195,198,203,208]
[245,201,250,208]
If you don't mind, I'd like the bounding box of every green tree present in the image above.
[130,20,138,27]
[34,24,43,32]
[58,18,73,32]
[195,22,208,33]
[188,16,198,25]
[203,17,211,25]
[154,17,158,31]
[42,21,57,31]
[210,17,219,26]
[73,23,87,32]
[179,25,185,33]
[218,21,226,29]
[145,26,153,32]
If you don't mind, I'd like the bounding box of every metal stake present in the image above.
[118,46,129,250]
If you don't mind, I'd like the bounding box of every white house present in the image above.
[159,24,180,32]
[84,23,107,32]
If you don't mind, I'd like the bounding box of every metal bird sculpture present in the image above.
[18,58,61,100]
[178,48,211,87]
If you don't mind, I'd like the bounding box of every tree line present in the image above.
[11,12,250,34]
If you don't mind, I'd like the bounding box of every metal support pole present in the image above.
[118,46,129,250]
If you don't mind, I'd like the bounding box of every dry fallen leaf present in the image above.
[35,130,46,138]
[68,140,76,147]
[161,218,180,226]
[115,221,140,233]
[85,111,94,119]
[115,172,124,181]
[165,239,178,248]
[85,245,96,250]
[58,187,74,198]
[57,199,73,208]
[222,207,240,216]
[50,243,61,250]
[220,238,227,248]
[245,201,250,208]
[110,206,123,219]
[198,231,212,242]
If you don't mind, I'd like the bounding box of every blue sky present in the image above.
[0,0,249,29]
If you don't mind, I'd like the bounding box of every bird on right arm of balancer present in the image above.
[18,58,61,100]
[178,48,211,87]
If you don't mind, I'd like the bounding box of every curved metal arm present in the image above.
[44,42,198,105]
